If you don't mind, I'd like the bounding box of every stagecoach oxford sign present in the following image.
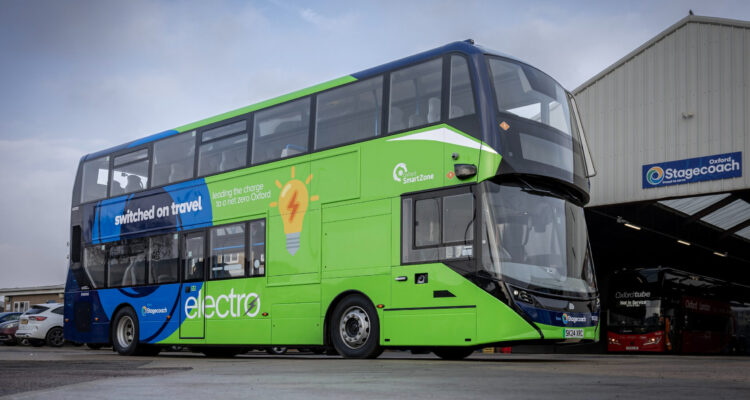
[642,152,742,189]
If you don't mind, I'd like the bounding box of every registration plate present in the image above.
[564,328,584,338]
[21,320,27,325]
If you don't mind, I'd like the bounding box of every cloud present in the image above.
[2,0,750,289]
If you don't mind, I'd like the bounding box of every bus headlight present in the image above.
[643,336,661,346]
[608,337,620,345]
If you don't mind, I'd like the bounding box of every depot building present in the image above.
[573,14,750,339]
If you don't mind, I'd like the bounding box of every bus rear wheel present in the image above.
[330,294,382,359]
[112,307,141,356]
[433,347,474,360]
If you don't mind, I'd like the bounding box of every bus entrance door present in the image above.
[180,232,206,339]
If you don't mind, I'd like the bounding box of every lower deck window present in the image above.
[210,224,246,279]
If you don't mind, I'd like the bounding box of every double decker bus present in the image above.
[65,40,599,359]
[608,267,750,354]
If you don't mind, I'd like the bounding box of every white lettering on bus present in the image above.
[185,289,260,319]
[114,196,203,226]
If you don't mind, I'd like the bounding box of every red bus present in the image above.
[607,268,748,354]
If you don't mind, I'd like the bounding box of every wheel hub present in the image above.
[116,316,134,349]
[339,306,370,349]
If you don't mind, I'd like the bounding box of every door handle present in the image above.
[395,276,407,282]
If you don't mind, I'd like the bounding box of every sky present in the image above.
[1,0,750,289]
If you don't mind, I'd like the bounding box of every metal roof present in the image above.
[659,193,731,216]
[701,199,750,230]
[658,192,750,241]
[574,15,750,94]
[0,284,65,297]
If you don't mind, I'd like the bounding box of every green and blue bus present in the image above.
[65,40,599,359]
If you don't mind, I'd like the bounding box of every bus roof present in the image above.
[82,40,523,162]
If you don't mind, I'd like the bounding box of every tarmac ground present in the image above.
[0,344,748,399]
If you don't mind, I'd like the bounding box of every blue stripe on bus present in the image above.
[127,129,179,148]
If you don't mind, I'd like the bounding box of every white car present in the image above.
[15,303,65,347]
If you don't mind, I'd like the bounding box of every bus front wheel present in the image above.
[112,307,141,356]
[330,294,382,359]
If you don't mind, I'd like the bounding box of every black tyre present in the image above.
[112,307,140,356]
[29,339,45,347]
[46,327,65,347]
[86,343,104,350]
[330,294,382,359]
[266,346,287,355]
[202,347,241,358]
[433,347,474,360]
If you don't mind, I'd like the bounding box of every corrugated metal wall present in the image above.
[575,17,750,207]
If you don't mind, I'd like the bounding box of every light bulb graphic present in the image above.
[270,166,319,255]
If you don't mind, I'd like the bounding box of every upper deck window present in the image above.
[80,156,109,203]
[252,98,310,164]
[488,57,571,135]
[315,76,383,150]
[449,56,476,119]
[111,149,150,196]
[389,58,443,133]
[198,120,248,177]
[152,131,196,187]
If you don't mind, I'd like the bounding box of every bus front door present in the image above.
[180,232,206,339]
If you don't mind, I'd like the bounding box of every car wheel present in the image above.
[433,347,474,360]
[266,346,287,355]
[112,307,140,356]
[330,294,382,359]
[46,327,65,347]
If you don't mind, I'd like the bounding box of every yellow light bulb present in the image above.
[278,178,308,255]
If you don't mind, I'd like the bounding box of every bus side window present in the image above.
[111,149,149,196]
[252,98,310,165]
[149,233,179,284]
[248,219,266,277]
[315,76,383,150]
[80,156,109,203]
[83,245,106,288]
[198,120,248,176]
[449,55,476,119]
[402,189,475,264]
[183,233,205,282]
[209,224,246,280]
[152,131,196,187]
[388,58,443,133]
[108,239,147,287]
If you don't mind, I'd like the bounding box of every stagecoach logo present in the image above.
[185,289,261,319]
[141,304,168,316]
[392,162,435,184]
[561,313,587,325]
[646,166,664,185]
